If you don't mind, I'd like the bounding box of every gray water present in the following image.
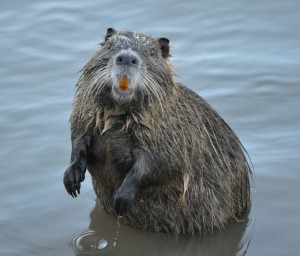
[1,0,299,255]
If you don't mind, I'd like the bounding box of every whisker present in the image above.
[141,72,166,113]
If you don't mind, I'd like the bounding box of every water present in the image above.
[1,0,299,255]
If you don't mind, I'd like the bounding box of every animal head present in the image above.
[82,28,175,105]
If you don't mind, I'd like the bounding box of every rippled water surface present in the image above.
[1,1,300,255]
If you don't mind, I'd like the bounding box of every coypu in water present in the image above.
[63,27,252,234]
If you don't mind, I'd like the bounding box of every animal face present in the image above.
[84,28,172,105]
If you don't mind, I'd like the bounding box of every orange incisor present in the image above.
[119,75,129,90]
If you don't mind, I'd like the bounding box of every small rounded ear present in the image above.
[105,27,117,41]
[158,37,170,58]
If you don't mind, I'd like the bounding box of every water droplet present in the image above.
[71,230,109,253]
[98,239,108,249]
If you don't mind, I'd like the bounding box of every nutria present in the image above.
[63,27,252,234]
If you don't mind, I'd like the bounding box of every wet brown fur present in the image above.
[64,28,252,234]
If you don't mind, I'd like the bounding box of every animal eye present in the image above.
[150,48,155,56]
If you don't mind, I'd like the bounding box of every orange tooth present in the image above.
[119,75,129,90]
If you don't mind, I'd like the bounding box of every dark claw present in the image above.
[114,196,130,216]
[63,164,85,197]
[113,185,137,216]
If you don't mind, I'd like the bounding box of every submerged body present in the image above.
[64,28,251,234]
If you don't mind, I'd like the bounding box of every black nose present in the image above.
[116,53,139,66]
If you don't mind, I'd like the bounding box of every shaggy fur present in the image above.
[64,28,252,234]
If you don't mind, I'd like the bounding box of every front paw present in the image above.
[114,185,137,216]
[63,164,85,197]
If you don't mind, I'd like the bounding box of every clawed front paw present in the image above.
[63,164,85,197]
[113,185,137,216]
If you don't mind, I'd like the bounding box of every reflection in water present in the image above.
[71,200,253,256]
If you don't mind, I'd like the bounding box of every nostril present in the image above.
[116,56,123,64]
[116,53,139,66]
